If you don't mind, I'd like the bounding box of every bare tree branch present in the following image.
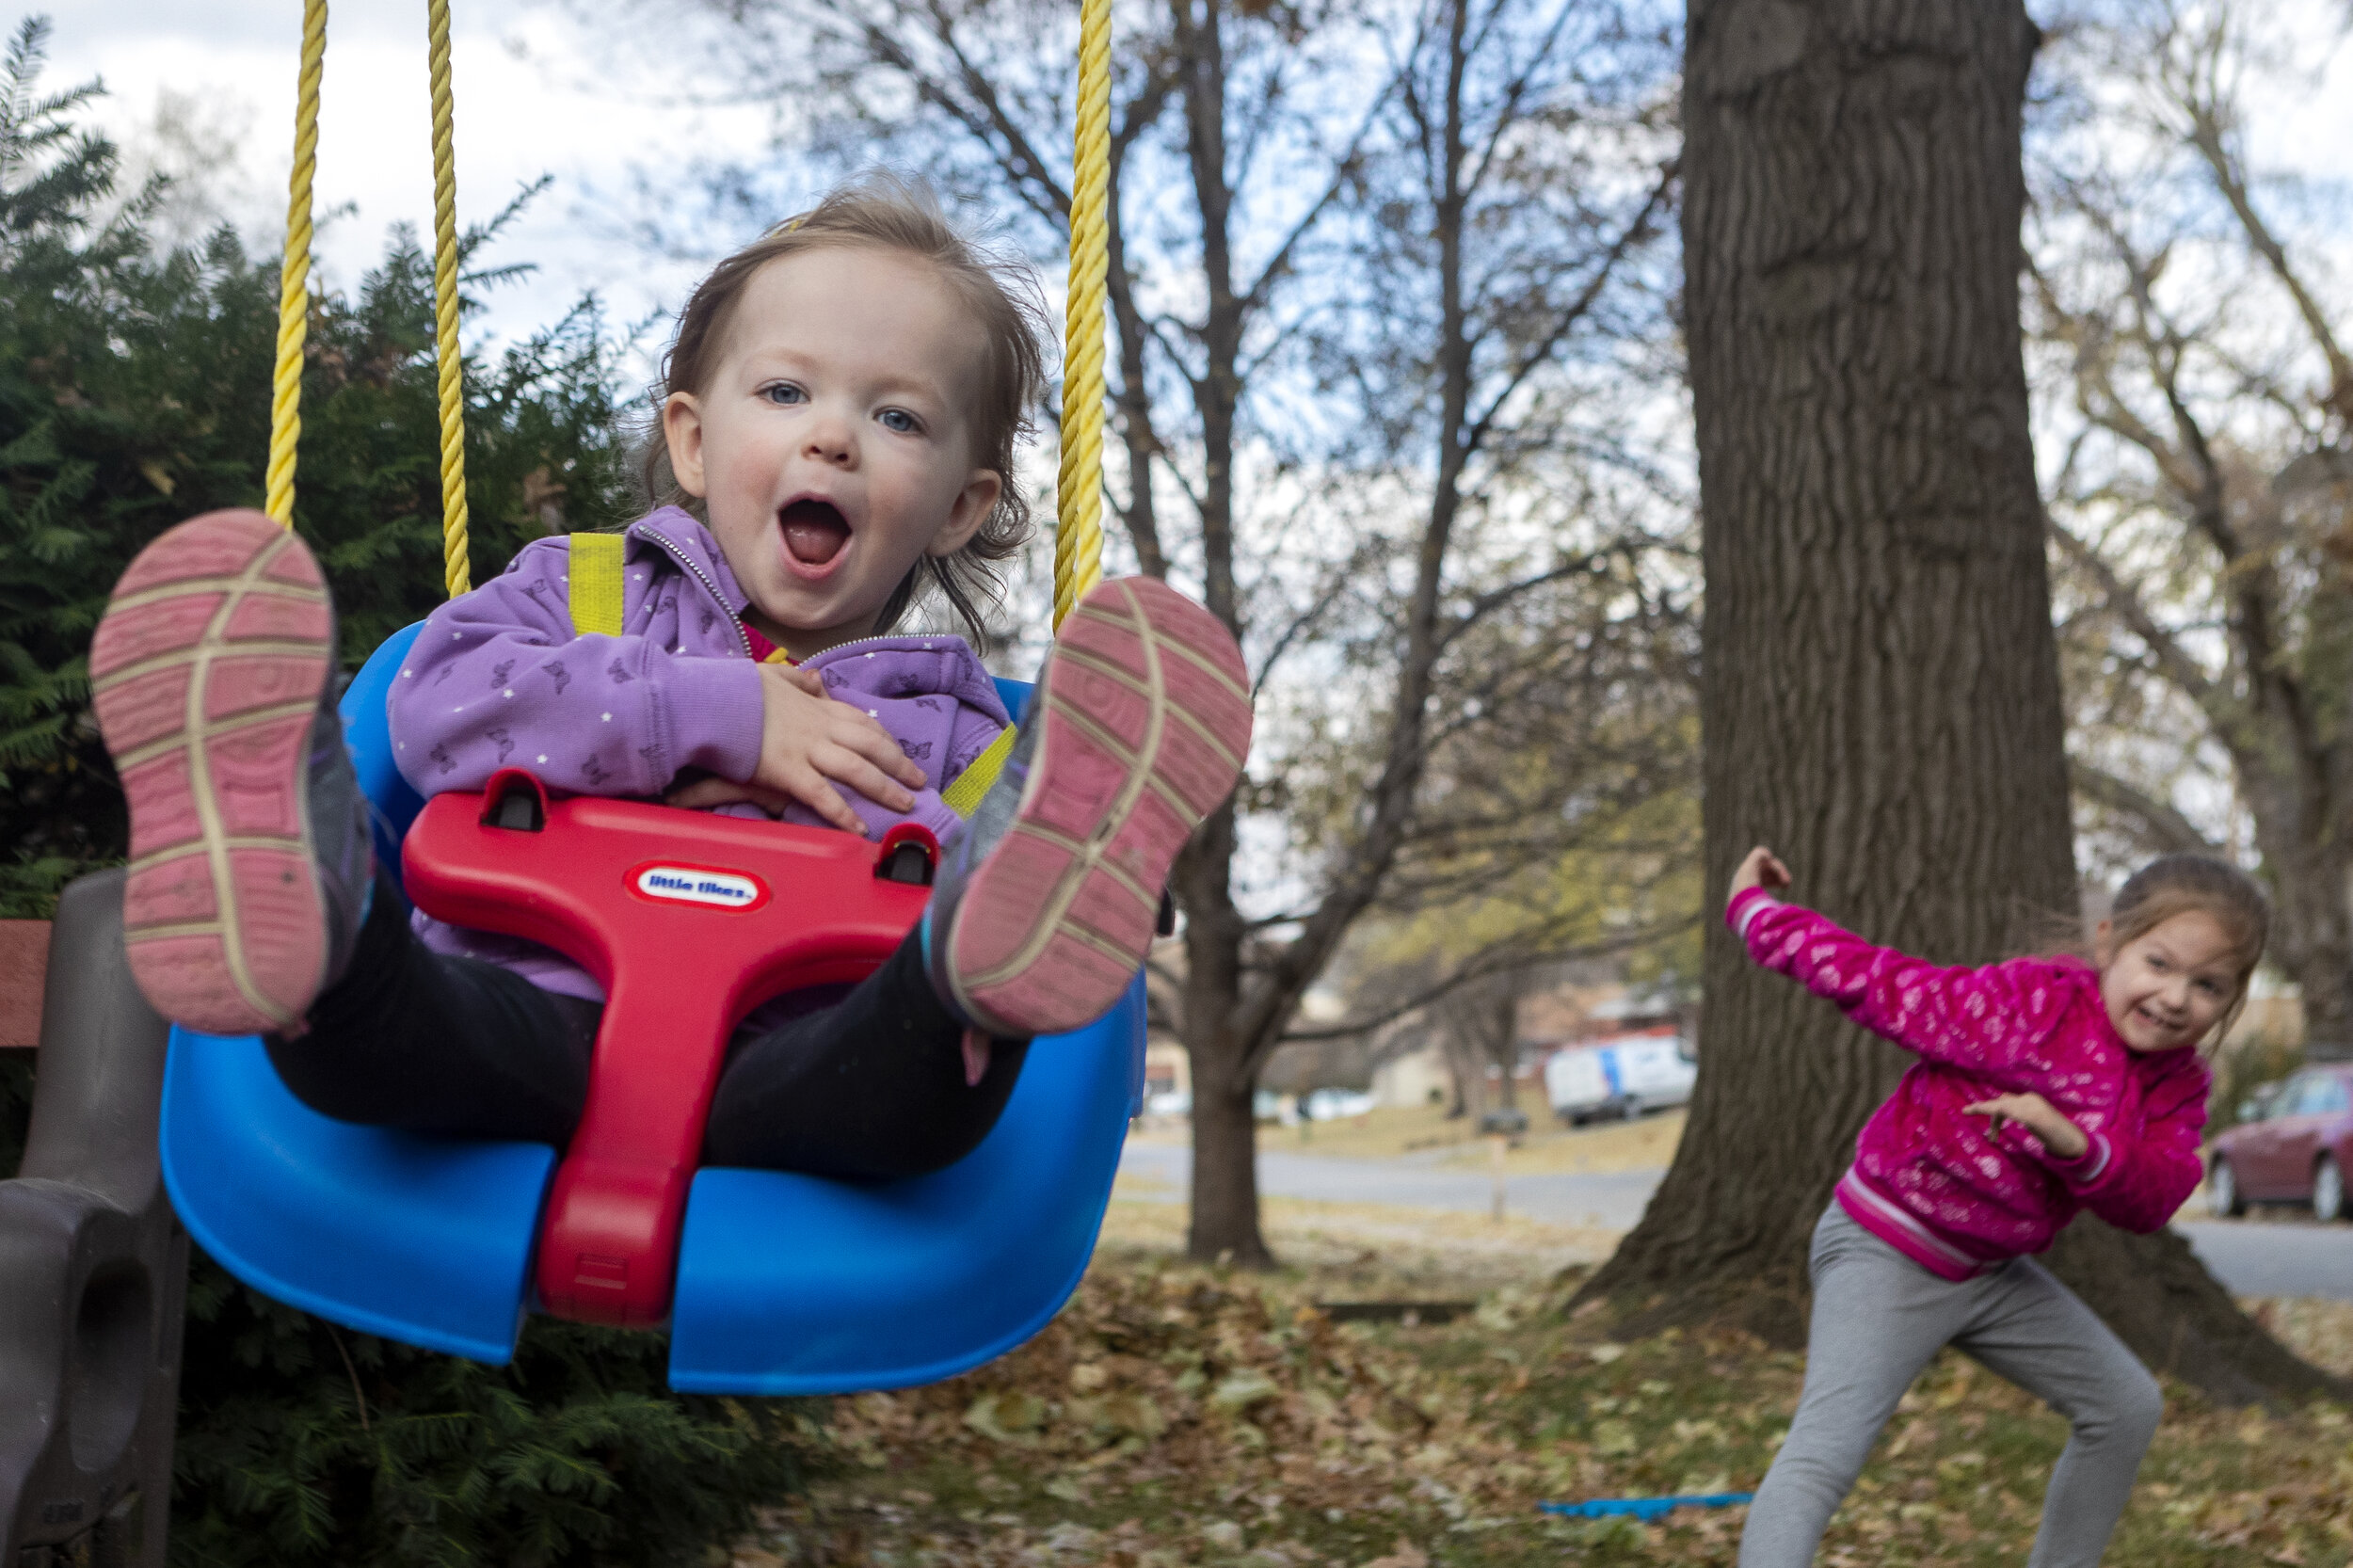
[2046,516,2224,715]
[2068,760,2221,856]
[2181,101,2353,423]
[1462,160,1675,456]
[1277,917,1695,1043]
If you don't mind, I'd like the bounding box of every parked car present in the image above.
[1544,1032,1697,1125]
[2206,1064,2353,1221]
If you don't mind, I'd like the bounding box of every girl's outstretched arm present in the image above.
[1726,847,2073,1085]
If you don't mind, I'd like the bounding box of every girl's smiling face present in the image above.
[2096,908,2242,1053]
[661,246,1001,660]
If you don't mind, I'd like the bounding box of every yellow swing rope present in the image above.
[1052,0,1111,632]
[264,0,328,528]
[266,0,471,596]
[279,0,1095,621]
[425,0,472,596]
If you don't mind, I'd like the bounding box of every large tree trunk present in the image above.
[1179,793,1277,1267]
[1186,1064,1268,1268]
[1579,0,2339,1403]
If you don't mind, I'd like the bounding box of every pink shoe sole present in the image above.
[92,509,335,1035]
[947,577,1253,1037]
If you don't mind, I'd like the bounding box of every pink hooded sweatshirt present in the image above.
[1728,887,2211,1280]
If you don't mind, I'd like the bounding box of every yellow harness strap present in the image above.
[942,725,1017,820]
[568,533,626,636]
[566,528,1013,816]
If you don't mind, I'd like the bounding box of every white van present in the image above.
[1544,1032,1697,1125]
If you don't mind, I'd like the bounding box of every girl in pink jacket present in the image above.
[1728,849,2269,1568]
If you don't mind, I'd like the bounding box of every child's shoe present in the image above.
[925,576,1252,1037]
[91,509,373,1036]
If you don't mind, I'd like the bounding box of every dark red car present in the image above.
[2206,1065,2353,1221]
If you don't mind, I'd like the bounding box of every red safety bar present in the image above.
[401,769,936,1326]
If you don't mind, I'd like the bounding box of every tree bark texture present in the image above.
[1580,0,2338,1402]
[1179,798,1275,1267]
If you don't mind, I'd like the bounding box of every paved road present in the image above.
[1120,1141,1669,1233]
[1118,1140,2353,1299]
[2175,1220,2353,1300]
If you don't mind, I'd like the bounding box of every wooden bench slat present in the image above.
[1,919,53,1049]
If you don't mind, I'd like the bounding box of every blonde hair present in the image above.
[2099,854,2272,1047]
[640,174,1050,647]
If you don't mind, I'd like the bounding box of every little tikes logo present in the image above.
[628,861,770,913]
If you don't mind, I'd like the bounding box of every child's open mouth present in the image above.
[780,498,851,568]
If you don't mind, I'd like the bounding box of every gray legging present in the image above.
[1739,1203,2163,1568]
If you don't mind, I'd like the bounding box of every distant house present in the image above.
[1518,977,1682,1045]
[1370,1046,1449,1109]
[1357,973,1692,1115]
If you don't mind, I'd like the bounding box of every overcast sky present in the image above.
[51,0,800,371]
[50,2,2353,374]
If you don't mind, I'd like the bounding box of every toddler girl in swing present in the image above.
[92,181,1252,1180]
[1725,846,2266,1568]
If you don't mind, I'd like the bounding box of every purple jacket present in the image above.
[387,506,1011,1000]
[1730,888,2209,1280]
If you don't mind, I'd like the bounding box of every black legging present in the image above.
[265,871,1029,1180]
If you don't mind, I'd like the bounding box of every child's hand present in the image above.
[1729,846,1792,908]
[734,662,927,835]
[1963,1091,2089,1160]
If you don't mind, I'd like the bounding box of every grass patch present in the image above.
[731,1208,2353,1566]
[1448,1111,1686,1177]
[1260,1102,1493,1160]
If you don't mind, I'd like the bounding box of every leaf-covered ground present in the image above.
[732,1199,2353,1567]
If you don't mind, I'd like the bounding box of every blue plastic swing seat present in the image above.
[158,622,1144,1394]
